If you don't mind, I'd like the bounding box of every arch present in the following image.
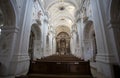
[0,0,16,42]
[0,0,16,54]
[28,23,42,61]
[110,0,120,48]
[0,0,16,37]
[49,16,74,25]
[0,0,16,75]
[56,26,70,36]
[110,0,120,61]
[110,1,120,77]
[28,31,35,61]
[57,32,70,37]
[31,23,41,40]
[83,20,93,39]
[46,1,78,11]
[0,0,16,26]
[110,0,120,22]
[56,32,71,55]
[83,20,97,61]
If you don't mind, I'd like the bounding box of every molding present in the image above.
[1,26,19,33]
[12,55,30,62]
[96,54,116,64]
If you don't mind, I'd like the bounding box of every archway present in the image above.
[0,0,16,50]
[83,20,97,78]
[56,32,70,55]
[83,21,97,61]
[110,0,120,77]
[28,31,35,61]
[110,0,120,63]
[0,0,16,75]
[28,23,42,61]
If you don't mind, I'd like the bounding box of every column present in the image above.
[90,0,114,78]
[14,0,33,76]
[0,26,19,76]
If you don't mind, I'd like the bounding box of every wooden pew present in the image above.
[29,54,91,76]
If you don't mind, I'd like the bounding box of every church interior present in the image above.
[0,0,120,78]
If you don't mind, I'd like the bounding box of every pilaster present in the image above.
[0,26,19,75]
[90,0,115,78]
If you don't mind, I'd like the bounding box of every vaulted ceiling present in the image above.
[41,0,83,35]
